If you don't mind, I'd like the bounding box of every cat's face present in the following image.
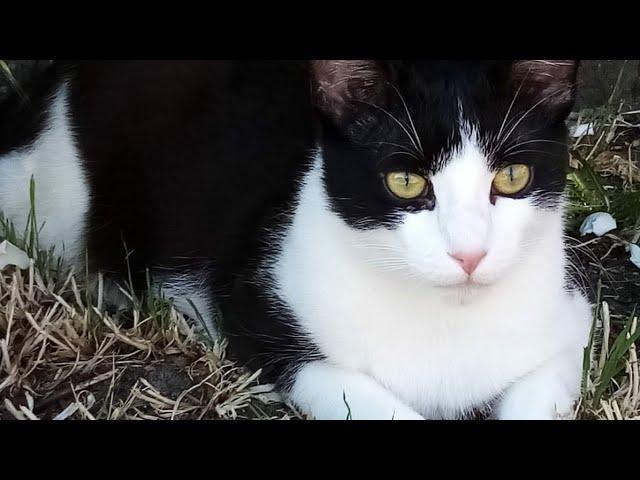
[313,60,577,288]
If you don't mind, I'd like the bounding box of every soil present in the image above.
[569,233,640,327]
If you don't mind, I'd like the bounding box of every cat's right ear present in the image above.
[310,60,387,120]
[510,60,579,116]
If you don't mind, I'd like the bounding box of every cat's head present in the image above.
[311,60,578,288]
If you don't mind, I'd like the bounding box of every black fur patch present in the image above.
[62,61,316,294]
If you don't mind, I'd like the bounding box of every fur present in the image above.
[0,82,89,264]
[0,60,592,419]
[271,152,590,419]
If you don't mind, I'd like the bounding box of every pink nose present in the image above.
[451,251,486,275]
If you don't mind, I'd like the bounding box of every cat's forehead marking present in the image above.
[434,128,492,188]
[429,102,489,175]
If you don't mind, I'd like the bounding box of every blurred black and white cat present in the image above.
[0,60,592,419]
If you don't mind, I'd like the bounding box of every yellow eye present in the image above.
[492,164,531,195]
[385,172,427,200]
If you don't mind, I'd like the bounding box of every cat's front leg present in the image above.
[287,361,424,420]
[495,349,583,420]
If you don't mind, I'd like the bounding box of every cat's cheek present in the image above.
[476,198,538,279]
[394,211,463,285]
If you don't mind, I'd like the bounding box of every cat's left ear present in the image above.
[511,60,579,114]
[310,60,388,120]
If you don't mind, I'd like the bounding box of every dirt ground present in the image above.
[575,237,639,323]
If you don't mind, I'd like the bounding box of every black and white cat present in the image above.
[0,60,592,419]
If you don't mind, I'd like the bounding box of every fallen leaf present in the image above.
[0,240,30,270]
[579,212,618,237]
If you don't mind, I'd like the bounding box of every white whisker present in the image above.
[503,138,566,154]
[389,83,424,155]
[496,87,570,152]
[357,100,422,156]
[494,68,531,152]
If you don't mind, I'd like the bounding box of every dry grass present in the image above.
[577,297,639,420]
[0,261,301,420]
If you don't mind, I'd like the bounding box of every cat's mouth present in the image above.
[434,278,490,305]
[457,277,491,289]
[430,275,492,290]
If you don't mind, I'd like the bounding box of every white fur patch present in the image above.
[273,146,592,420]
[157,272,218,337]
[0,82,89,264]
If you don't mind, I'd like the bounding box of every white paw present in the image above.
[319,391,425,420]
[289,361,425,420]
[496,382,577,420]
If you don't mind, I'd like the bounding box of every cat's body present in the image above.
[0,61,315,319]
[0,60,592,419]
